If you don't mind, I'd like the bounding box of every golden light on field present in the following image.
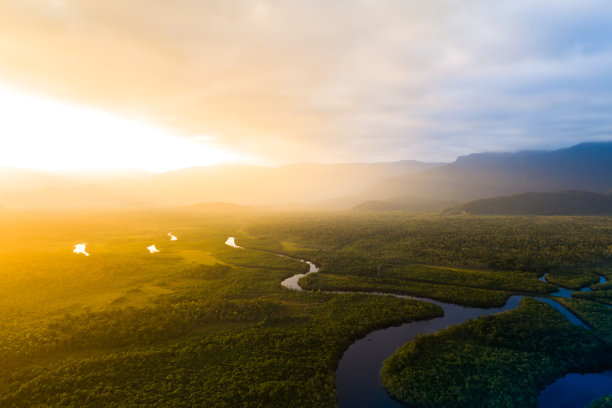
[0,87,240,172]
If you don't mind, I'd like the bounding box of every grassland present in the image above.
[1,210,611,407]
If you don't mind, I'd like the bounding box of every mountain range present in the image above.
[445,190,612,215]
[360,142,612,204]
[352,196,457,211]
[0,161,440,210]
[1,142,611,210]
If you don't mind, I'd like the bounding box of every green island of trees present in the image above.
[381,298,612,408]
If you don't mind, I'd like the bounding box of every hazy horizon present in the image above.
[1,139,610,176]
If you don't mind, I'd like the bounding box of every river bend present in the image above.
[225,237,610,408]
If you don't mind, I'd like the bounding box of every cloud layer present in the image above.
[1,0,611,163]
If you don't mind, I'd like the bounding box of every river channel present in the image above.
[226,237,611,408]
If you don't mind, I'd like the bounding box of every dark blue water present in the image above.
[535,273,611,407]
[580,275,609,293]
[335,296,524,408]
[538,370,612,408]
[540,273,608,297]
[335,286,604,407]
[268,246,610,408]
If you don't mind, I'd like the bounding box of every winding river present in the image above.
[225,237,611,408]
[539,273,608,297]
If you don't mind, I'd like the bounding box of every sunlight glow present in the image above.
[168,233,178,241]
[73,243,90,256]
[0,87,241,172]
[147,244,160,253]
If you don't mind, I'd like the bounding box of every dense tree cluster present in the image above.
[248,214,612,285]
[1,298,285,364]
[1,211,611,407]
[1,294,441,407]
[382,299,612,408]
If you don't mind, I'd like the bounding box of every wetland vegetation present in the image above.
[1,210,611,407]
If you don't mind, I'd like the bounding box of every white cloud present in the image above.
[0,0,611,163]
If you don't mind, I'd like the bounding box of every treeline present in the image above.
[573,289,612,305]
[248,214,612,281]
[1,294,442,408]
[557,298,612,339]
[381,298,612,408]
[381,264,554,294]
[546,266,606,290]
[301,273,513,308]
[300,262,556,307]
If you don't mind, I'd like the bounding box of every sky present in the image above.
[0,0,612,170]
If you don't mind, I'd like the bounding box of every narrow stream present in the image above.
[539,273,608,297]
[280,260,319,290]
[535,273,611,406]
[225,238,610,408]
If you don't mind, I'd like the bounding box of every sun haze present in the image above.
[1,3,612,407]
[2,1,612,166]
[0,87,242,172]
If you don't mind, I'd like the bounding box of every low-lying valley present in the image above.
[1,209,610,407]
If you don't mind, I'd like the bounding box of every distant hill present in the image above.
[4,141,612,210]
[445,191,612,215]
[353,196,457,211]
[0,168,76,192]
[0,161,441,210]
[185,202,250,211]
[363,142,612,202]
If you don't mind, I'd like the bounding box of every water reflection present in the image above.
[224,237,243,248]
[73,243,90,256]
[539,370,612,408]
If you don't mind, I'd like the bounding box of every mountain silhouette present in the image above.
[363,142,612,203]
[2,142,611,210]
[445,190,612,215]
[0,161,440,209]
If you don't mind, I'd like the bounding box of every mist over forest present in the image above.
[1,142,611,214]
[2,1,612,407]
